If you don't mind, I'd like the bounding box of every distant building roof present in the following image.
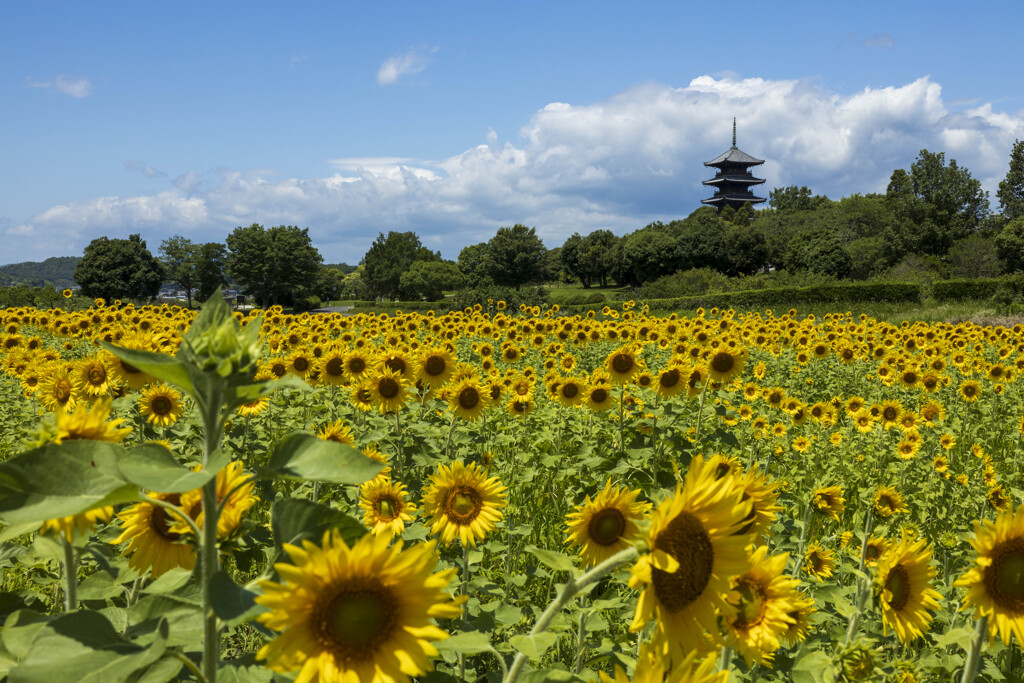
[704,147,765,167]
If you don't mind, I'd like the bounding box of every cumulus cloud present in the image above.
[13,75,1024,263]
[376,46,436,86]
[25,75,93,98]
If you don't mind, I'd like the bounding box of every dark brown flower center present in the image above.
[444,486,483,524]
[611,354,634,374]
[651,511,714,613]
[377,377,400,400]
[590,388,608,404]
[424,355,447,377]
[151,396,173,416]
[659,369,680,389]
[384,358,407,375]
[315,579,398,663]
[324,358,344,377]
[458,387,480,410]
[347,357,366,374]
[885,564,910,611]
[710,352,735,374]
[732,578,768,629]
[588,508,626,546]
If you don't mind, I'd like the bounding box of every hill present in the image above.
[0,256,81,289]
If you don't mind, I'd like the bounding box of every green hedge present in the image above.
[932,278,1007,301]
[0,285,64,309]
[348,300,452,312]
[559,281,922,315]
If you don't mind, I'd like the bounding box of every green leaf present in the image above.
[8,611,167,683]
[434,630,496,656]
[271,498,366,553]
[98,342,194,398]
[934,625,977,650]
[526,546,578,574]
[77,571,125,601]
[226,376,305,410]
[792,650,834,683]
[210,571,266,626]
[118,444,227,493]
[264,433,383,484]
[508,631,559,660]
[140,568,194,595]
[0,441,138,525]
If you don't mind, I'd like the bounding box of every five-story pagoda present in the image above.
[701,118,766,211]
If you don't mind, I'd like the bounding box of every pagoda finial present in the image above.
[732,118,737,147]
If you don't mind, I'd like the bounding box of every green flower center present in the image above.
[987,542,1024,609]
[588,508,626,546]
[320,581,398,662]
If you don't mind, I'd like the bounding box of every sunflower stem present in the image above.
[574,596,586,674]
[504,546,638,683]
[960,615,988,683]
[717,645,733,674]
[198,381,225,683]
[692,377,711,450]
[793,503,815,581]
[459,542,471,680]
[845,508,874,644]
[61,537,77,612]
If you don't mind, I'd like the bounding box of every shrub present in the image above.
[450,285,549,312]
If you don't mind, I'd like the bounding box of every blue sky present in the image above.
[2,1,1023,265]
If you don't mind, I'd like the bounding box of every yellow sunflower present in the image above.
[138,384,184,427]
[37,364,78,413]
[40,506,114,542]
[863,535,889,568]
[343,349,374,381]
[506,393,536,419]
[237,397,270,417]
[803,543,835,581]
[583,383,615,412]
[811,486,845,521]
[256,531,463,682]
[605,346,643,384]
[317,348,348,386]
[422,461,507,547]
[359,477,417,539]
[707,346,748,383]
[726,545,801,666]
[55,397,132,443]
[76,353,117,397]
[417,347,456,387]
[959,379,982,403]
[317,420,356,445]
[448,377,490,421]
[112,492,197,578]
[173,461,257,539]
[876,533,941,643]
[565,480,651,568]
[733,465,782,537]
[874,486,908,518]
[654,365,687,400]
[955,504,1024,645]
[369,367,409,414]
[628,454,753,660]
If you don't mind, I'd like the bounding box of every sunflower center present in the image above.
[611,354,634,374]
[324,358,344,376]
[348,357,366,374]
[882,407,898,421]
[378,377,400,399]
[590,388,608,404]
[293,357,309,372]
[651,511,714,613]
[150,497,183,541]
[458,387,480,410]
[986,542,1024,610]
[561,384,579,399]
[588,508,626,546]
[710,352,735,374]
[732,578,768,629]
[384,358,407,375]
[444,486,483,524]
[376,496,399,521]
[55,382,72,402]
[319,581,398,662]
[88,368,106,385]
[885,564,911,611]
[424,355,447,377]
[660,369,680,389]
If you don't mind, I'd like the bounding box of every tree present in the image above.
[398,260,465,300]
[486,224,546,288]
[559,233,588,287]
[768,186,831,213]
[579,230,619,287]
[195,242,228,303]
[622,225,680,284]
[886,149,990,256]
[996,217,1024,272]
[945,236,1004,278]
[74,234,164,302]
[457,242,493,285]
[361,231,440,299]
[998,139,1024,221]
[225,224,323,308]
[159,236,199,307]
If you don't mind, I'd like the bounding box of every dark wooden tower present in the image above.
[701,119,766,211]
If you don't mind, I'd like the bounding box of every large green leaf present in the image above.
[118,444,227,493]
[8,611,167,683]
[508,632,559,660]
[210,571,266,627]
[264,433,383,484]
[0,441,138,525]
[271,498,366,553]
[98,342,194,398]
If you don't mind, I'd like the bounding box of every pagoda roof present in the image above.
[701,193,766,206]
[702,175,765,187]
[704,146,765,167]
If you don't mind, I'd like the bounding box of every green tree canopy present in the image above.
[398,260,465,300]
[159,235,199,307]
[486,224,546,288]
[74,234,164,302]
[998,139,1024,221]
[996,217,1024,273]
[361,231,440,299]
[225,224,323,308]
[457,242,493,285]
[195,242,228,303]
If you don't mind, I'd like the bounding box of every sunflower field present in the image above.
[1,292,1024,683]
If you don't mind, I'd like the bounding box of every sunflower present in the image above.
[37,364,78,413]
[62,288,73,298]
[76,353,116,397]
[811,486,845,521]
[351,381,376,412]
[40,506,114,542]
[256,531,463,682]
[318,420,355,445]
[448,377,490,421]
[55,397,132,443]
[733,466,781,538]
[369,367,409,414]
[565,480,650,567]
[707,347,748,383]
[605,346,643,384]
[852,409,874,433]
[879,400,904,429]
[628,454,753,660]
[506,392,536,419]
[237,397,270,417]
[959,380,982,403]
[863,536,889,568]
[685,364,710,398]
[417,347,455,387]
[583,383,615,412]
[876,533,941,643]
[726,545,801,666]
[379,350,415,381]
[554,376,586,407]
[803,543,835,581]
[343,349,374,381]
[781,591,817,646]
[359,477,417,539]
[422,461,507,547]
[173,461,257,539]
[920,400,945,425]
[317,348,348,386]
[138,384,184,427]
[654,365,687,400]
[112,492,197,578]
[874,486,908,518]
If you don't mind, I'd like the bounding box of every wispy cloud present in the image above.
[125,160,165,178]
[24,74,93,98]
[290,54,310,68]
[864,33,895,48]
[12,76,1024,263]
[376,46,436,86]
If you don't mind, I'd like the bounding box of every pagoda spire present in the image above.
[701,118,766,211]
[732,117,736,148]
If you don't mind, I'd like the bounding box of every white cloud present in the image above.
[864,33,895,48]
[13,75,1024,263]
[125,160,165,178]
[376,46,436,86]
[24,74,93,98]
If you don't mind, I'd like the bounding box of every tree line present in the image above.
[70,139,1024,306]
